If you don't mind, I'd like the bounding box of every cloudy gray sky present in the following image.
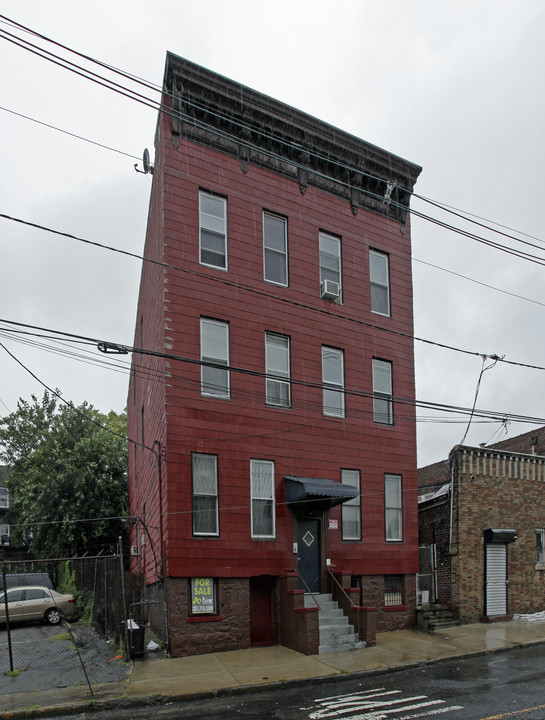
[1,0,544,468]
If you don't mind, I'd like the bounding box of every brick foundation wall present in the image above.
[166,577,250,657]
[360,574,415,632]
[277,574,319,655]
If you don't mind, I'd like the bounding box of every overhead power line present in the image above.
[1,14,545,267]
[2,318,545,429]
[1,213,544,373]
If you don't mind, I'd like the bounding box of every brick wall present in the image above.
[418,497,452,606]
[167,577,250,657]
[452,447,545,623]
[360,574,415,632]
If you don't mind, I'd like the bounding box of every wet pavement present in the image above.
[1,617,545,717]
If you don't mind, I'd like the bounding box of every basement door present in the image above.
[485,543,508,616]
[250,576,274,646]
[297,519,321,593]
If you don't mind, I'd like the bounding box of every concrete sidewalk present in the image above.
[2,618,545,716]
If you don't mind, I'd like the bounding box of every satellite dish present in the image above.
[143,148,151,173]
[134,148,154,175]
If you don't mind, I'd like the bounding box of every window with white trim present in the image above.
[385,474,402,541]
[192,453,219,536]
[0,524,10,546]
[265,333,291,407]
[251,459,275,539]
[370,249,390,316]
[319,232,342,298]
[199,192,227,269]
[341,469,361,541]
[263,213,288,286]
[200,318,230,398]
[536,529,545,565]
[322,346,345,418]
[0,488,9,509]
[373,358,393,425]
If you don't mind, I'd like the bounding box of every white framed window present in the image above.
[373,358,393,425]
[199,192,227,269]
[0,524,10,546]
[536,529,545,565]
[370,249,390,316]
[192,453,219,536]
[251,459,275,539]
[263,213,288,286]
[0,488,9,509]
[200,318,230,398]
[265,333,291,407]
[341,469,361,541]
[322,346,345,418]
[319,232,342,298]
[385,474,402,541]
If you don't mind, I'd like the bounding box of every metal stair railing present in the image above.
[327,568,361,640]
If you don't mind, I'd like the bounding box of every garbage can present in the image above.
[128,625,146,658]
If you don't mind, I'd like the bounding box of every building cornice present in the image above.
[164,53,422,225]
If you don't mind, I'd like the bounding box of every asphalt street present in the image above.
[40,643,545,720]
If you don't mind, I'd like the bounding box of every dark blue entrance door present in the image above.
[297,519,320,592]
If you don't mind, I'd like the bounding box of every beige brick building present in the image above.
[419,428,545,624]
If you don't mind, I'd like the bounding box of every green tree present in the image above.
[0,392,128,557]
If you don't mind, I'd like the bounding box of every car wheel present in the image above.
[45,608,62,625]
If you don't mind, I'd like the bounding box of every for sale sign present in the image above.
[190,577,216,614]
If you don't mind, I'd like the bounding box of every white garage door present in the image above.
[486,543,507,616]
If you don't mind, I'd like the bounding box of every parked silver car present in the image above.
[0,586,77,625]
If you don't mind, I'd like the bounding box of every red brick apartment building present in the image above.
[128,53,422,657]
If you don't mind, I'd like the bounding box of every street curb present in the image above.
[2,639,545,719]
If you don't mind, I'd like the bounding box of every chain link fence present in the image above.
[0,548,144,694]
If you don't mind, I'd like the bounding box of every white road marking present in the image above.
[301,687,464,720]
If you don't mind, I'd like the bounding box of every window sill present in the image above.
[384,605,407,612]
[187,615,223,623]
[535,563,545,571]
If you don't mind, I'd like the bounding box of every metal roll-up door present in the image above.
[486,543,507,616]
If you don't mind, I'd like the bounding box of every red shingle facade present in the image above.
[128,54,422,656]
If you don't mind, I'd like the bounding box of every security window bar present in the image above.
[201,318,230,398]
[265,333,291,407]
[251,459,276,539]
[341,469,361,541]
[263,213,288,286]
[199,192,227,269]
[322,346,345,418]
[370,249,390,316]
[319,232,342,298]
[192,453,219,536]
[385,474,403,541]
[373,358,393,425]
[537,530,545,565]
[384,575,403,606]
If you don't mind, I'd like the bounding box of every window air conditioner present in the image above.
[130,545,139,556]
[321,280,340,300]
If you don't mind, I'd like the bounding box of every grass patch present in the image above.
[47,632,71,643]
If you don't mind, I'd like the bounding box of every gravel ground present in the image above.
[0,622,129,693]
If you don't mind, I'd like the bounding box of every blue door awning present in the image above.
[284,475,359,510]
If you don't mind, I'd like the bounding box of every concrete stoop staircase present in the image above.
[417,603,458,631]
[304,593,365,654]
